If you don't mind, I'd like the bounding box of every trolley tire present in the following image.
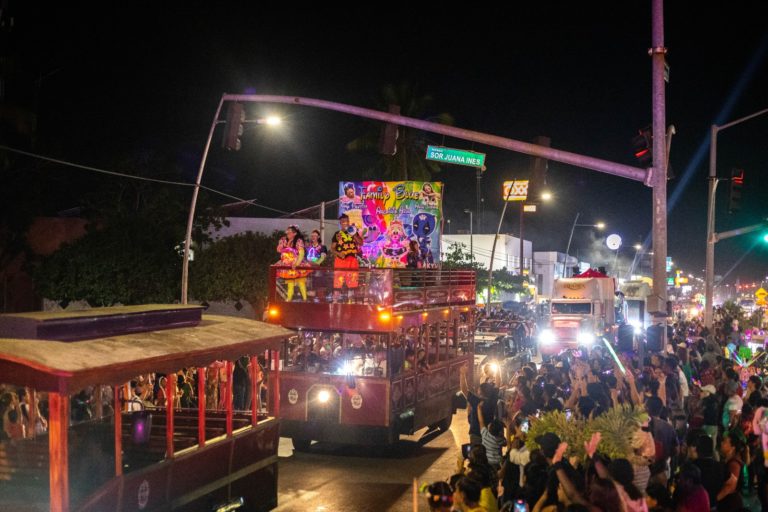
[292,438,312,452]
[437,414,453,432]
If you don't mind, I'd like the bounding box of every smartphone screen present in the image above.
[520,418,530,433]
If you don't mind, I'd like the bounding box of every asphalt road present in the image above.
[274,410,471,512]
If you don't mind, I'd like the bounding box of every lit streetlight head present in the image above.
[595,222,606,230]
[634,244,643,251]
[541,191,553,201]
[264,115,282,126]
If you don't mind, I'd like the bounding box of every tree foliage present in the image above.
[32,217,182,306]
[347,82,454,181]
[188,231,281,312]
[29,149,228,306]
[526,405,648,461]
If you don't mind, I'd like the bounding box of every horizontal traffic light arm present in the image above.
[222,94,649,183]
[713,223,766,243]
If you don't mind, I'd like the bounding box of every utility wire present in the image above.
[0,144,318,220]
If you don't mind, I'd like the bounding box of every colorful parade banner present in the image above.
[338,181,443,268]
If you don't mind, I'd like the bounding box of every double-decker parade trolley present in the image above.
[266,266,476,448]
[0,305,291,512]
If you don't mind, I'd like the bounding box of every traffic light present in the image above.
[728,168,744,213]
[379,104,400,155]
[222,102,245,151]
[631,126,653,167]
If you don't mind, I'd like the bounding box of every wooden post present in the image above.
[166,375,175,458]
[123,383,131,412]
[48,392,70,512]
[197,367,206,447]
[250,355,259,426]
[114,385,123,476]
[225,360,233,436]
[271,350,281,418]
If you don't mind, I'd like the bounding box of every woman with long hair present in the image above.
[276,225,310,301]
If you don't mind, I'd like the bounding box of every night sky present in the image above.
[4,3,768,282]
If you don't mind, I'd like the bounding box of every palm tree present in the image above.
[347,82,454,181]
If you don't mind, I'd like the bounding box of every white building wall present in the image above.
[441,234,533,274]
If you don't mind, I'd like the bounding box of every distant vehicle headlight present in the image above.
[539,329,556,345]
[577,332,595,345]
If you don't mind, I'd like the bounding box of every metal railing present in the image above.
[268,266,476,309]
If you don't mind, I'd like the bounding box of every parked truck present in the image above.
[538,270,616,356]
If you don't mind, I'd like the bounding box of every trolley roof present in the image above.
[0,307,292,393]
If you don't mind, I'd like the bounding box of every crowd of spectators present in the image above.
[423,311,768,511]
[0,356,267,443]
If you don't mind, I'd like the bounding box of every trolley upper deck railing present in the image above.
[267,266,476,331]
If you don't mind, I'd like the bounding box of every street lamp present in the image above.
[705,106,768,327]
[563,213,605,277]
[487,185,551,313]
[181,105,282,304]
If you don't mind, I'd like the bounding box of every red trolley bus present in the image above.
[0,305,291,512]
[266,267,476,448]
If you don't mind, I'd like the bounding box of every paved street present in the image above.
[275,410,470,512]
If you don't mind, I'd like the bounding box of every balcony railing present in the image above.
[268,265,476,310]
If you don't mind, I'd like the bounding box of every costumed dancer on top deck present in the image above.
[306,229,329,302]
[276,225,310,301]
[332,214,364,302]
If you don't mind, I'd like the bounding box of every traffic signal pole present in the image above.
[180,94,650,303]
[650,0,669,346]
[703,106,768,328]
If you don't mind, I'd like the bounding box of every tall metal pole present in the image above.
[563,213,581,278]
[519,202,525,276]
[320,200,326,244]
[704,125,718,328]
[476,169,482,233]
[181,95,225,304]
[650,0,668,344]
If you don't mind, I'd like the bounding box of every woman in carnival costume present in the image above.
[275,225,311,301]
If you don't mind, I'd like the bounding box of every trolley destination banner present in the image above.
[338,181,443,268]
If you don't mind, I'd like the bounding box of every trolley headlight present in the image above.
[577,332,595,345]
[317,389,331,403]
[630,321,643,336]
[539,329,556,345]
[488,362,500,374]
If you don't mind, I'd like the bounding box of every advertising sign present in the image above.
[338,181,442,268]
[502,180,529,201]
